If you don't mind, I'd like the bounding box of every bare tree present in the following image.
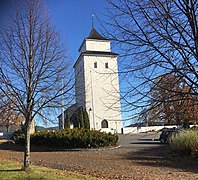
[104,0,198,123]
[0,93,25,132]
[0,0,73,169]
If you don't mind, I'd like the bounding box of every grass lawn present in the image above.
[0,160,96,180]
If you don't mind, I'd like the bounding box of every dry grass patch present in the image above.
[0,160,96,180]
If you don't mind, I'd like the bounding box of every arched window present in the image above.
[101,119,108,128]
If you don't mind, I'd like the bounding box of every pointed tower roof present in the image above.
[86,28,108,40]
[74,28,118,68]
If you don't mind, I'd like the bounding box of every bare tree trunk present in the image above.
[23,123,31,170]
[6,126,9,133]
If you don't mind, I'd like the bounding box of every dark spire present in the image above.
[86,28,108,40]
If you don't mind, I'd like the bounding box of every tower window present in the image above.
[94,62,97,68]
[105,62,108,69]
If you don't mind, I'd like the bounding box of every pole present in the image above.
[62,79,64,129]
[115,121,118,133]
[92,14,94,28]
[90,70,95,129]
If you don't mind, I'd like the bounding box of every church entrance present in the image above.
[101,119,108,128]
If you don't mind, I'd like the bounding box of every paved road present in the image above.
[99,132,164,161]
[119,132,161,147]
[105,132,162,154]
[0,132,198,179]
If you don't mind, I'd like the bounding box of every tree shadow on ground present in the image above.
[0,142,24,152]
[124,143,198,174]
[0,169,22,172]
[138,138,159,141]
[131,141,160,145]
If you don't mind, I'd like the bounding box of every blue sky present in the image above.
[45,0,108,61]
[0,0,108,61]
[46,1,132,127]
[0,0,133,127]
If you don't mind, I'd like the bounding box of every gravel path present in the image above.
[0,134,198,180]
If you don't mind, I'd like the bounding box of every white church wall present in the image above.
[83,55,122,133]
[75,57,86,108]
[74,29,123,133]
[86,39,111,52]
[79,43,86,54]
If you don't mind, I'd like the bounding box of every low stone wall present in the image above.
[122,125,177,134]
[122,125,198,134]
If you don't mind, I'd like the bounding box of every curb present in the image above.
[51,145,121,152]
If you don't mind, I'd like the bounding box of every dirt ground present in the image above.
[0,135,198,180]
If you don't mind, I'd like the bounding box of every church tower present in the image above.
[74,28,122,133]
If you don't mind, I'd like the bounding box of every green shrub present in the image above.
[169,130,198,157]
[13,128,118,149]
[12,130,25,145]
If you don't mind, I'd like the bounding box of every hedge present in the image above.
[169,130,198,157]
[13,128,118,149]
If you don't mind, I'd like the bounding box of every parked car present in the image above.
[159,128,177,144]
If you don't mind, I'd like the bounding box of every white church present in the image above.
[59,28,122,133]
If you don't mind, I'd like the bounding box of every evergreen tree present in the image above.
[64,109,70,128]
[83,109,90,129]
[72,111,79,128]
[71,107,90,129]
[183,117,190,129]
[79,107,84,128]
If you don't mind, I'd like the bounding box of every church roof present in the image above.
[74,51,118,68]
[82,51,118,56]
[86,28,108,40]
[78,28,109,52]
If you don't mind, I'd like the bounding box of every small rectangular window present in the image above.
[94,62,97,68]
[105,62,108,69]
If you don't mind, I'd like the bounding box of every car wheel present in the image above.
[160,138,165,144]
